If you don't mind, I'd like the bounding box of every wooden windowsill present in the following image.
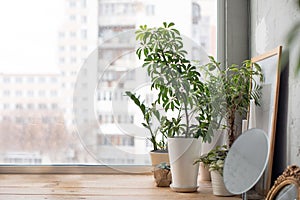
[0,174,241,199]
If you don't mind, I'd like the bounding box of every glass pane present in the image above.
[0,0,217,165]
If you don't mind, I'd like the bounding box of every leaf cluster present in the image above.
[203,56,263,135]
[193,145,228,176]
[125,91,167,151]
[134,22,213,141]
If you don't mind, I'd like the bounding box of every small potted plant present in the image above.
[194,145,232,196]
[126,91,169,166]
[153,162,172,187]
[133,22,214,192]
[203,56,263,147]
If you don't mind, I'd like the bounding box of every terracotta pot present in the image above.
[210,170,233,196]
[150,151,169,166]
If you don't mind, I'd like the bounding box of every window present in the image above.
[81,15,87,24]
[0,0,217,166]
[146,5,155,16]
[69,15,76,21]
[69,0,76,8]
[15,77,23,83]
[81,29,87,39]
[70,45,77,52]
[81,0,87,8]
[70,31,76,38]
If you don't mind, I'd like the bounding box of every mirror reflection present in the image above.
[275,184,297,200]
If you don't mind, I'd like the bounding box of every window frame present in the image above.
[0,0,231,174]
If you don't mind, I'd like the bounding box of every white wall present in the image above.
[250,0,300,176]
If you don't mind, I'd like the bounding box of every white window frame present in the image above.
[0,0,246,174]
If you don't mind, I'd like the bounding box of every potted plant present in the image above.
[153,162,172,187]
[194,145,233,196]
[203,56,263,147]
[134,22,214,192]
[125,91,169,166]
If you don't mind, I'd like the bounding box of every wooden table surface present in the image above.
[0,174,241,200]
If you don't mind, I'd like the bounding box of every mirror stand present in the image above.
[242,192,247,200]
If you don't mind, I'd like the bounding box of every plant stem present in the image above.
[184,102,189,138]
[227,109,235,147]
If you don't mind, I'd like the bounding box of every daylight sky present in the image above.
[0,0,64,74]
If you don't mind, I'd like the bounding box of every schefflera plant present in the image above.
[135,22,214,142]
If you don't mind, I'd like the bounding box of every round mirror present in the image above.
[266,165,300,200]
[223,128,269,194]
[274,184,297,200]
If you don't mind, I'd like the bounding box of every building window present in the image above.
[81,29,87,39]
[70,45,77,52]
[59,57,65,64]
[27,104,34,109]
[38,77,45,83]
[15,91,22,97]
[69,0,76,8]
[192,3,201,24]
[3,90,10,96]
[146,5,155,16]
[81,0,87,8]
[27,90,34,97]
[81,15,87,24]
[16,104,23,110]
[15,77,23,83]
[3,104,10,110]
[38,104,47,110]
[69,15,76,21]
[38,90,45,97]
[58,32,65,39]
[27,77,34,83]
[59,46,65,51]
[70,31,77,38]
[71,57,77,64]
[3,77,10,83]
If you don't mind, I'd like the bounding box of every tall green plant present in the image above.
[204,56,263,147]
[135,22,213,142]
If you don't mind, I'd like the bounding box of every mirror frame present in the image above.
[266,165,300,200]
[250,46,282,194]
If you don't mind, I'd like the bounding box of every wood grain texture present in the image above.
[0,174,241,200]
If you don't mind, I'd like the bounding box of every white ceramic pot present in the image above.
[210,170,233,196]
[168,137,201,192]
[201,129,225,155]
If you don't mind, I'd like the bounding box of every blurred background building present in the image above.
[0,0,216,164]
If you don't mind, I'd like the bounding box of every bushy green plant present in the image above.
[194,145,228,176]
[203,56,263,146]
[133,22,213,142]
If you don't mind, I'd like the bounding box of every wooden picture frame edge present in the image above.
[250,46,282,194]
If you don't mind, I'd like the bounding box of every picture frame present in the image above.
[249,46,282,195]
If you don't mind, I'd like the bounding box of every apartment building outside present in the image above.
[0,0,216,165]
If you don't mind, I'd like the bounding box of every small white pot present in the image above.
[210,170,233,196]
[168,137,201,192]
